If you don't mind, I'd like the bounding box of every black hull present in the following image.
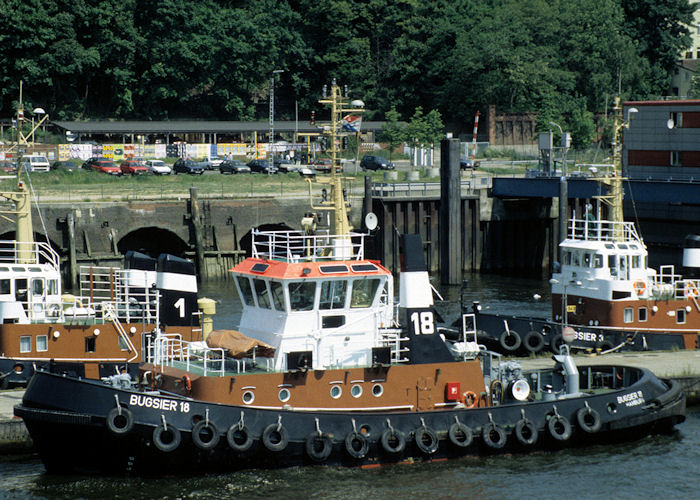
[15,369,686,475]
[0,358,140,389]
[473,310,698,356]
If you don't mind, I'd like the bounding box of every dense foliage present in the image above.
[0,0,694,137]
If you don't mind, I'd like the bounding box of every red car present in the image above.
[312,158,333,173]
[83,158,121,175]
[120,159,149,175]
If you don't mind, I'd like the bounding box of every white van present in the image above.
[20,154,50,172]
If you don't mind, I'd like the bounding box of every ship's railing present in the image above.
[0,239,60,269]
[251,229,365,262]
[78,266,159,324]
[150,335,225,376]
[567,217,642,244]
[379,328,408,363]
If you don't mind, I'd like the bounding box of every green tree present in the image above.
[378,107,405,160]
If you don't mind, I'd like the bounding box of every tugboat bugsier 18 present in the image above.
[15,86,686,474]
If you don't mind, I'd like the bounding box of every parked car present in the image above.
[360,155,393,171]
[0,160,15,173]
[173,158,205,175]
[20,154,50,172]
[298,166,316,178]
[247,159,277,174]
[460,156,480,170]
[219,159,251,174]
[312,158,333,173]
[208,156,223,168]
[83,157,121,175]
[144,159,172,175]
[51,160,76,172]
[273,158,298,173]
[119,159,149,175]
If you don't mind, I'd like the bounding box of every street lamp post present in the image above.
[268,69,284,174]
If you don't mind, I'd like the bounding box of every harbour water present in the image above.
[1,275,698,499]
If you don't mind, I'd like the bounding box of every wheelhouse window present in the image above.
[631,256,641,269]
[623,308,633,323]
[593,254,603,268]
[289,281,316,311]
[0,279,10,294]
[19,336,31,353]
[36,335,48,352]
[351,278,381,308]
[638,307,647,322]
[270,281,285,311]
[582,253,592,267]
[31,278,44,295]
[47,279,58,296]
[253,279,271,309]
[319,280,347,310]
[572,251,580,266]
[676,309,686,324]
[563,251,571,265]
[118,335,129,350]
[236,277,255,306]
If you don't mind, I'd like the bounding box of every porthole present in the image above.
[372,384,383,397]
[330,385,342,399]
[278,388,290,402]
[607,402,617,415]
[351,384,363,398]
[242,391,255,404]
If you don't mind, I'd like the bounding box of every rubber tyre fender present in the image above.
[380,428,406,454]
[106,407,134,435]
[448,422,473,448]
[192,420,220,450]
[305,432,333,462]
[576,407,602,434]
[513,418,538,446]
[550,334,564,354]
[344,431,370,459]
[547,415,572,441]
[227,424,254,452]
[523,331,545,353]
[482,423,507,450]
[413,426,439,455]
[499,330,521,352]
[262,423,289,452]
[153,424,181,453]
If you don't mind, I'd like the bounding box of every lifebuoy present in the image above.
[524,331,545,353]
[153,424,181,452]
[482,422,507,449]
[414,426,439,455]
[305,432,333,462]
[183,375,192,392]
[550,334,564,354]
[380,428,406,454]
[462,390,478,408]
[227,424,254,452]
[345,431,369,459]
[262,423,289,452]
[499,330,521,351]
[448,422,473,448]
[685,282,699,298]
[576,407,602,433]
[547,414,572,441]
[192,420,220,450]
[106,407,134,435]
[513,418,538,446]
[633,281,647,295]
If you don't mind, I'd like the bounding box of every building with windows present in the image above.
[623,99,700,180]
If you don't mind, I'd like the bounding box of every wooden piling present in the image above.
[439,137,462,285]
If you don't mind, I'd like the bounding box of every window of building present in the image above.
[19,336,31,353]
[669,112,683,128]
[36,335,48,352]
[670,151,680,166]
[623,308,633,323]
[677,309,686,324]
[638,308,647,322]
